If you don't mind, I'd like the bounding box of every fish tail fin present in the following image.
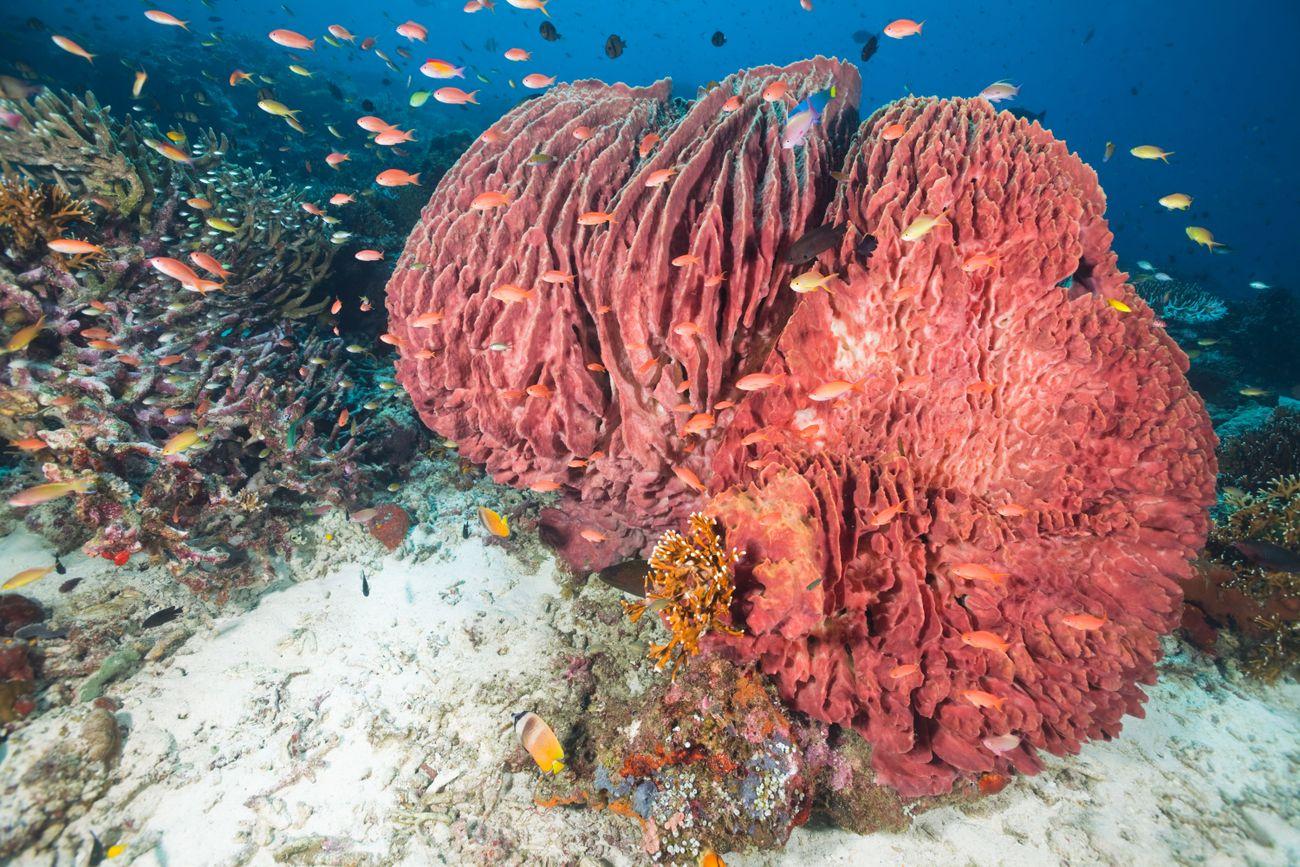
[308,38,317,50]
[411,174,421,185]
[468,90,479,104]
[538,0,550,16]
[1161,152,1173,162]
[917,20,925,33]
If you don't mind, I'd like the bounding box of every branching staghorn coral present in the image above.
[0,174,90,256]
[1134,277,1228,324]
[624,513,742,677]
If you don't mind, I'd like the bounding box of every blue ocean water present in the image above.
[2,0,1294,297]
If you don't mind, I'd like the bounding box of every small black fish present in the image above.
[605,34,626,59]
[860,34,879,64]
[784,223,847,265]
[1235,540,1300,573]
[59,577,82,593]
[361,573,371,596]
[25,17,46,31]
[142,606,182,629]
[711,31,726,47]
[462,521,470,539]
[55,556,66,575]
[855,232,878,261]
[14,623,66,640]
[361,98,376,112]
[597,559,648,597]
[539,21,560,42]
[806,578,823,590]
[328,82,343,101]
[1083,27,1095,44]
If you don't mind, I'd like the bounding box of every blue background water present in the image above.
[2,0,1296,300]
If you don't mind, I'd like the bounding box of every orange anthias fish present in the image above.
[884,18,924,38]
[479,506,510,537]
[880,122,906,141]
[52,35,95,63]
[376,169,420,187]
[962,689,1005,710]
[144,10,189,29]
[961,630,1011,653]
[809,378,864,402]
[722,94,742,112]
[645,168,677,188]
[673,465,707,493]
[540,270,573,284]
[229,69,252,86]
[48,238,103,255]
[1062,612,1107,631]
[269,28,315,50]
[736,372,784,392]
[471,190,513,210]
[189,251,229,279]
[869,501,906,528]
[682,413,714,435]
[962,252,998,273]
[761,81,788,102]
[578,211,615,226]
[889,663,920,679]
[490,284,533,304]
[411,310,445,327]
[521,74,555,89]
[951,563,1010,585]
[638,132,660,157]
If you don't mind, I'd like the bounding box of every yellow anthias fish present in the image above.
[1130,145,1173,162]
[789,268,837,294]
[161,427,202,455]
[132,69,147,98]
[5,316,45,352]
[409,90,430,107]
[3,565,54,591]
[1186,226,1222,250]
[7,478,95,507]
[1239,387,1271,397]
[514,711,565,774]
[901,212,948,241]
[106,844,126,859]
[1107,298,1132,313]
[166,130,186,144]
[478,506,510,538]
[206,217,239,233]
[1158,193,1192,210]
[288,64,313,77]
[285,116,306,134]
[257,99,299,118]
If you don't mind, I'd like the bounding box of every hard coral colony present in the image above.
[388,56,1217,805]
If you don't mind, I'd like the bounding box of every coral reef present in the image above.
[389,63,1216,801]
[1133,277,1228,325]
[1186,474,1300,680]
[0,92,417,589]
[1219,406,1300,493]
[0,175,91,256]
[387,58,862,571]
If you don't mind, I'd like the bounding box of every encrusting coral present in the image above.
[1133,277,1228,325]
[389,59,1217,803]
[0,90,415,589]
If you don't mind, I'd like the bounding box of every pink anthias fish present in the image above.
[979,80,1020,103]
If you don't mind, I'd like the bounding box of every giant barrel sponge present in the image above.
[386,58,1217,797]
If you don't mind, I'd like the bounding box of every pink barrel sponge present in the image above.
[702,96,1217,796]
[385,58,861,571]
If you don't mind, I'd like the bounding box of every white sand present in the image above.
[1,523,1297,866]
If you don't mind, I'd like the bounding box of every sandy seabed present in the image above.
[1,513,1297,866]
